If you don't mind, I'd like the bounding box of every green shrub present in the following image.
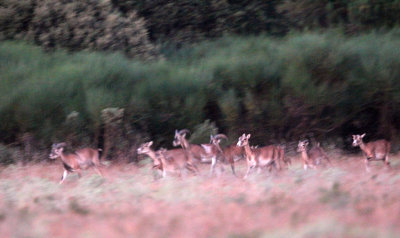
[1,32,400,154]
[0,144,16,165]
[278,0,400,32]
[112,0,287,45]
[0,0,158,59]
[187,120,219,145]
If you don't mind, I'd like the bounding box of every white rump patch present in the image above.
[375,153,385,160]
[259,159,272,167]
[201,144,213,154]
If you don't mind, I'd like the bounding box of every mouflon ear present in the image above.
[361,133,366,138]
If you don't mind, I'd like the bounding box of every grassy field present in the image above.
[1,152,400,238]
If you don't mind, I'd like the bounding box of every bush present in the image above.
[0,0,158,59]
[112,0,287,44]
[1,32,400,155]
[0,0,35,40]
[0,144,17,165]
[278,0,400,33]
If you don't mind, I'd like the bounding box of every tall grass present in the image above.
[1,31,400,157]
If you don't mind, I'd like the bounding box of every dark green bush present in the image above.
[2,0,400,53]
[112,0,287,44]
[0,0,35,40]
[0,144,17,165]
[278,0,400,33]
[0,0,158,59]
[1,31,400,157]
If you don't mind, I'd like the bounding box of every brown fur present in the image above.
[276,145,289,169]
[219,145,245,176]
[137,141,197,178]
[352,134,391,172]
[49,143,103,184]
[297,140,331,170]
[237,134,282,179]
[172,129,224,175]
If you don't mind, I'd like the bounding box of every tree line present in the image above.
[1,0,400,58]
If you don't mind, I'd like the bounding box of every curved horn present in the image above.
[57,142,67,148]
[213,134,228,140]
[178,129,191,136]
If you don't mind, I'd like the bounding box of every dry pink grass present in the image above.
[0,152,400,238]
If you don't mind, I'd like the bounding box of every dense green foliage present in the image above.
[1,32,400,159]
[112,0,400,44]
[2,0,400,162]
[0,0,157,59]
[278,0,400,32]
[2,0,400,55]
[111,0,287,43]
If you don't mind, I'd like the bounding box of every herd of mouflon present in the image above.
[49,131,392,183]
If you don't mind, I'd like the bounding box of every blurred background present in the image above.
[1,0,400,163]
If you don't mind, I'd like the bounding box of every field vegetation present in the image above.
[1,155,400,237]
[1,31,400,163]
[1,0,400,161]
[1,0,400,237]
